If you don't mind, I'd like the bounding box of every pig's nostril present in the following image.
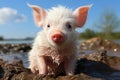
[52,34,64,43]
[53,35,62,39]
[52,35,63,40]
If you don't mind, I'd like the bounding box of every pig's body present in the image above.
[29,30,77,75]
[28,5,91,75]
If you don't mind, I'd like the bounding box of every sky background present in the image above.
[0,0,120,39]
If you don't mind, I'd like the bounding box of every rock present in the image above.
[76,58,120,80]
[0,58,103,80]
[79,37,120,51]
[0,44,31,54]
[79,50,120,70]
[0,37,120,79]
[0,50,120,80]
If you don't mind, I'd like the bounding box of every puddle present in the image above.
[0,50,120,79]
[0,50,120,69]
[0,52,29,67]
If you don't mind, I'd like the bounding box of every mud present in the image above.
[0,37,120,80]
[0,50,120,80]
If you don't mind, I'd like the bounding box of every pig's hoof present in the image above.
[39,74,46,78]
[66,72,74,76]
[31,69,37,74]
[29,66,37,74]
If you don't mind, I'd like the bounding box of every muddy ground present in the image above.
[0,37,120,80]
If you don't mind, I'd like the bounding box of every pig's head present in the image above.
[29,4,91,48]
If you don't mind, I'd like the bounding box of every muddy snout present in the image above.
[51,31,65,44]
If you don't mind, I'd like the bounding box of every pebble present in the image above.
[0,44,31,54]
[79,37,120,51]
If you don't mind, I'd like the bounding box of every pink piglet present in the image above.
[28,4,91,75]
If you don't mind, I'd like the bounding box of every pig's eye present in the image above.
[47,24,50,28]
[67,24,72,29]
[66,23,72,30]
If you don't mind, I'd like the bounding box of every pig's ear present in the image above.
[73,4,92,28]
[28,4,46,27]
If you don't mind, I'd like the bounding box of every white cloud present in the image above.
[0,7,26,24]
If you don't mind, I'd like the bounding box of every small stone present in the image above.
[114,49,117,52]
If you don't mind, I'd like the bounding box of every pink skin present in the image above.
[37,56,47,75]
[29,56,48,75]
[31,55,76,75]
[28,4,91,75]
[64,55,76,75]
[30,56,47,75]
[30,65,36,74]
[51,31,65,44]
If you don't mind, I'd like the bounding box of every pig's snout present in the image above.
[51,32,65,44]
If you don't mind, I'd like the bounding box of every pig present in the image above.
[28,4,91,76]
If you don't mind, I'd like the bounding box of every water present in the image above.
[0,50,120,68]
[0,39,120,44]
[0,40,33,68]
[0,39,120,79]
[0,40,33,44]
[0,52,29,67]
[0,39,120,67]
[114,40,120,44]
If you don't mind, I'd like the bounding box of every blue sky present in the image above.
[0,0,120,39]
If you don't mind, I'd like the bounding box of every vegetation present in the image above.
[0,9,120,41]
[80,29,97,39]
[24,37,34,40]
[79,28,120,40]
[0,36,4,41]
[80,9,120,40]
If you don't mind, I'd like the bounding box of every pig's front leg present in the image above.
[29,60,37,74]
[64,55,76,75]
[37,56,47,75]
[29,50,38,74]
